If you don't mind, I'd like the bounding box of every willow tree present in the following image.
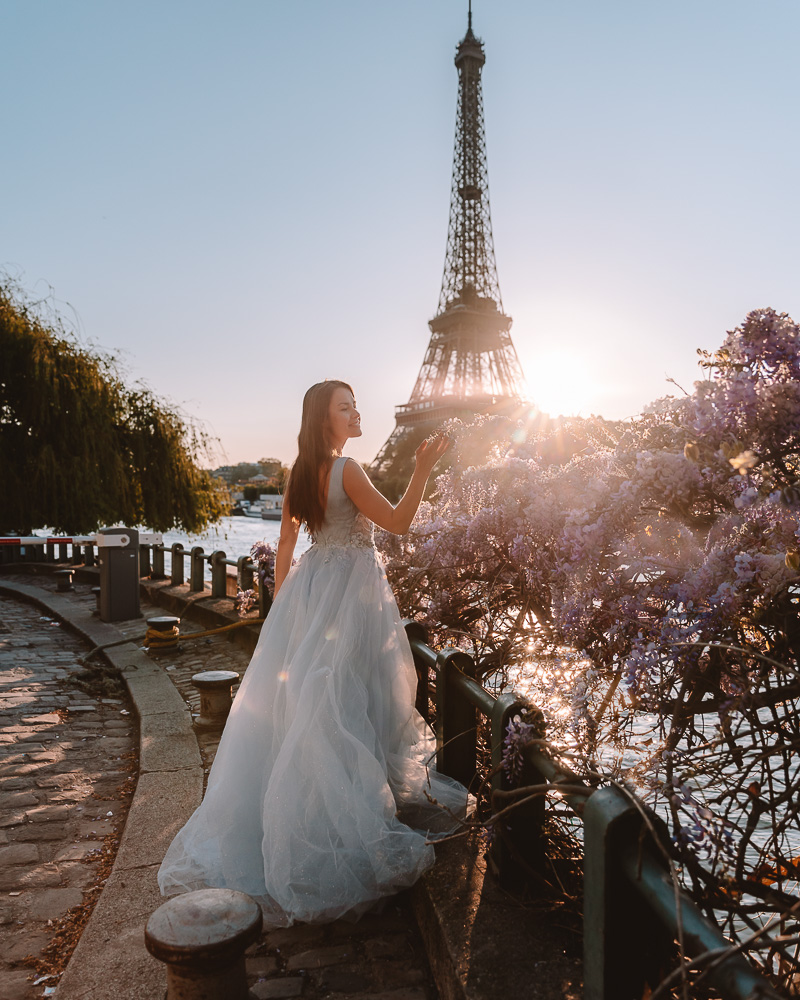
[0,281,228,534]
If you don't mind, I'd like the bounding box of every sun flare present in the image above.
[526,350,597,418]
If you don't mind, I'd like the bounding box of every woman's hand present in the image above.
[414,434,451,477]
[342,435,451,536]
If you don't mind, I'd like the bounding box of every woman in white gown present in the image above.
[158,380,470,925]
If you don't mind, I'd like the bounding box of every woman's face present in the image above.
[325,386,361,447]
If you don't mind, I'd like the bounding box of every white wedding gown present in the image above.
[157,456,469,925]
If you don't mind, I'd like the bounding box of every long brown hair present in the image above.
[287,380,354,533]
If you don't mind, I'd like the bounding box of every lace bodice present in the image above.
[312,457,374,550]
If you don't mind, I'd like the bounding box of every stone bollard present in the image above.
[145,888,262,1000]
[54,568,74,592]
[191,671,239,729]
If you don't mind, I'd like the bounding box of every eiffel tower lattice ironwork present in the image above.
[371,7,526,479]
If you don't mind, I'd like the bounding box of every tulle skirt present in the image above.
[157,543,469,926]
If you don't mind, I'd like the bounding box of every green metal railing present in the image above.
[404,620,782,1000]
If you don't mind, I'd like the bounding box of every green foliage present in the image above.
[227,462,262,483]
[0,280,228,534]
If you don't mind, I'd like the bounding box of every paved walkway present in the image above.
[0,595,137,1000]
[0,574,438,1000]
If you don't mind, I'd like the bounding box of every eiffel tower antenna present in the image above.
[372,9,526,481]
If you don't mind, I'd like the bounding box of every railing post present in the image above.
[237,555,254,594]
[171,543,185,586]
[189,546,205,592]
[489,693,547,884]
[403,619,431,721]
[435,648,477,786]
[71,543,82,564]
[152,544,166,579]
[583,787,673,1000]
[257,577,272,617]
[210,550,227,598]
[83,543,95,567]
[139,544,152,578]
[58,541,69,562]
[46,540,55,562]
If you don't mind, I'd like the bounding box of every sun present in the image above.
[525,350,597,418]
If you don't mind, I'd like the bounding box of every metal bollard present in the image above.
[189,547,205,592]
[146,615,180,654]
[54,569,74,592]
[191,671,239,728]
[145,888,262,1000]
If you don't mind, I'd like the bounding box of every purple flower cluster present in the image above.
[250,540,276,591]
[502,715,538,784]
[670,780,737,869]
[235,587,257,617]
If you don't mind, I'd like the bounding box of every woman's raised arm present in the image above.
[342,435,450,535]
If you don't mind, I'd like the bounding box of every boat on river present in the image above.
[231,495,283,519]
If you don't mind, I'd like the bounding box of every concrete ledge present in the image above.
[411,833,583,1000]
[0,579,203,1000]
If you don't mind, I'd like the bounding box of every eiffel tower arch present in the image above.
[371,7,527,492]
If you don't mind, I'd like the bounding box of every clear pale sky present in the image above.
[3,1,798,467]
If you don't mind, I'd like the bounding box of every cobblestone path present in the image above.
[0,596,136,1000]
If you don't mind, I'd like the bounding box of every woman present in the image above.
[158,380,469,925]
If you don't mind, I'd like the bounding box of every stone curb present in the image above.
[0,580,203,1000]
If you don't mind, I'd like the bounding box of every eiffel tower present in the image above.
[371,5,526,487]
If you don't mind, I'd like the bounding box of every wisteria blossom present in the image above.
[379,309,800,990]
